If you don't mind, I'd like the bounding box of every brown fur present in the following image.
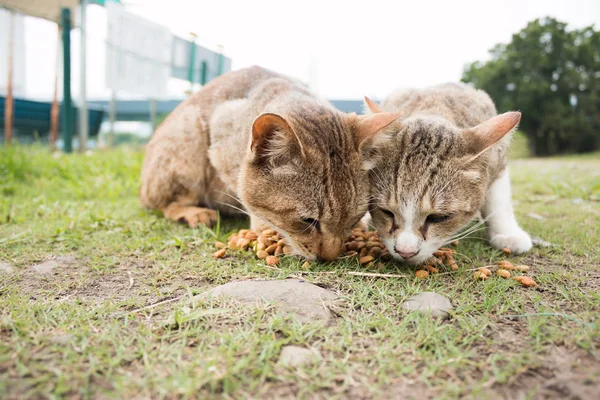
[140,66,399,260]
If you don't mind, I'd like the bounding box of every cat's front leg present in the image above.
[482,168,532,254]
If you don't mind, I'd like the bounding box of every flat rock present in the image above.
[199,279,337,323]
[55,256,77,264]
[0,261,14,273]
[31,260,59,274]
[278,345,320,367]
[30,256,78,274]
[402,292,453,320]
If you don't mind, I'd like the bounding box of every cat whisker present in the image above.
[213,201,250,217]
[445,225,486,243]
[213,190,244,205]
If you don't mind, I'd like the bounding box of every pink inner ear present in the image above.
[355,112,402,146]
[364,96,383,113]
[467,111,521,154]
[252,114,285,153]
[251,113,305,159]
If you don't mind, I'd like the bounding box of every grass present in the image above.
[1,144,599,399]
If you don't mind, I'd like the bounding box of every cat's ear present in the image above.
[363,96,383,114]
[351,111,401,170]
[251,113,305,166]
[354,112,402,147]
[463,111,521,159]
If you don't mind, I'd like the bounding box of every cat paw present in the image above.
[177,208,218,228]
[490,228,533,254]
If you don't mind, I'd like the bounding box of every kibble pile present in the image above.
[213,228,536,287]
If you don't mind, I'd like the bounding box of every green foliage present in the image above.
[0,144,143,202]
[462,17,600,156]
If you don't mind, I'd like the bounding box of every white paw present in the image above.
[490,228,533,254]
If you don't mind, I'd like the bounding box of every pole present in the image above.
[78,0,88,152]
[109,90,116,147]
[4,10,15,145]
[61,8,73,153]
[217,44,224,76]
[200,61,207,85]
[149,99,156,131]
[187,33,197,93]
[50,26,60,150]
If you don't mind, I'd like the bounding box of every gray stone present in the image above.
[278,345,320,367]
[30,256,77,274]
[49,333,74,345]
[532,237,555,248]
[0,261,14,273]
[55,256,77,264]
[527,212,545,221]
[31,260,59,274]
[199,279,338,323]
[402,292,453,320]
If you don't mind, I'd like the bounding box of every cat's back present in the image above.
[381,82,497,128]
[159,66,287,127]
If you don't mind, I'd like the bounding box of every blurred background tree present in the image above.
[462,17,600,156]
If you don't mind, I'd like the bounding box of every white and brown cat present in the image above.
[365,83,532,264]
[140,66,400,260]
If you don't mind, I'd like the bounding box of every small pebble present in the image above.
[401,291,453,320]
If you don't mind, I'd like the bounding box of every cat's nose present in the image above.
[318,236,344,261]
[394,247,420,259]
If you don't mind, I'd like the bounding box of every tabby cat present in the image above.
[365,83,532,264]
[140,66,400,260]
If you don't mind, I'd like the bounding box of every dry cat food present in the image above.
[512,276,537,287]
[496,269,511,278]
[473,271,488,280]
[215,228,537,288]
[471,261,536,287]
[217,227,457,270]
[415,270,429,279]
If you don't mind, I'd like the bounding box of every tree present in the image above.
[462,17,600,156]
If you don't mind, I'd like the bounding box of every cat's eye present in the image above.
[301,217,320,231]
[426,214,451,224]
[380,209,395,220]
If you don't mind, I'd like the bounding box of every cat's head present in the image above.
[240,106,401,261]
[366,98,520,264]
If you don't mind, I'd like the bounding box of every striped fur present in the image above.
[140,66,398,260]
[368,83,529,264]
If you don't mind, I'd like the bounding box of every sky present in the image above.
[2,0,600,101]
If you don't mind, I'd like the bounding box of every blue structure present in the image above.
[87,99,366,122]
[0,96,105,143]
